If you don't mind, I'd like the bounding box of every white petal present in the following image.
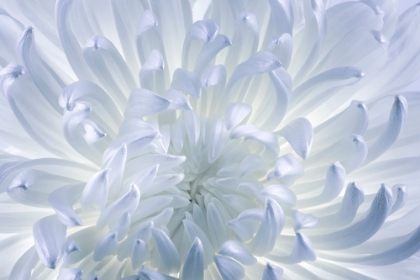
[218,240,256,266]
[214,255,245,280]
[277,118,313,160]
[131,165,159,193]
[314,184,393,249]
[224,103,252,130]
[391,184,407,214]
[58,267,83,280]
[182,237,204,280]
[0,9,24,62]
[267,153,304,185]
[208,118,228,163]
[321,161,346,201]
[201,64,227,88]
[48,184,84,226]
[118,222,153,261]
[227,51,281,91]
[138,266,178,280]
[110,212,131,241]
[9,247,39,280]
[226,209,263,242]
[183,219,214,266]
[238,154,268,178]
[81,169,111,210]
[171,68,201,98]
[139,49,165,92]
[249,198,284,256]
[266,33,293,69]
[164,89,192,111]
[321,182,364,227]
[97,183,140,228]
[206,201,230,249]
[290,232,317,263]
[143,173,185,197]
[125,89,171,118]
[189,19,219,42]
[300,162,346,208]
[93,232,118,261]
[82,35,136,106]
[262,262,284,280]
[345,226,420,265]
[151,228,181,274]
[17,27,62,113]
[33,215,66,269]
[261,184,296,207]
[194,34,232,75]
[131,239,150,269]
[293,211,319,232]
[131,196,174,223]
[102,143,127,198]
[268,0,293,35]
[184,110,200,145]
[365,95,408,163]
[56,0,95,80]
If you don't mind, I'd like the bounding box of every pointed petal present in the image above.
[290,232,317,263]
[278,118,313,160]
[97,183,140,228]
[293,211,319,232]
[182,237,204,280]
[33,216,66,269]
[81,169,111,210]
[249,198,284,256]
[151,228,181,274]
[262,262,284,280]
[313,184,393,250]
[48,184,84,226]
[131,239,150,269]
[93,232,118,261]
[365,95,408,163]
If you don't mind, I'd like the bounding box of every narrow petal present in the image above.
[313,184,393,250]
[182,237,204,280]
[131,239,150,269]
[249,198,284,256]
[151,228,181,274]
[81,169,111,210]
[365,95,408,163]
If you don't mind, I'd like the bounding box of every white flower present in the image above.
[0,0,420,279]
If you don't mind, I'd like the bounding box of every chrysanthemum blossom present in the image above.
[0,0,420,279]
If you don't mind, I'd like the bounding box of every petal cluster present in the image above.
[0,0,420,280]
